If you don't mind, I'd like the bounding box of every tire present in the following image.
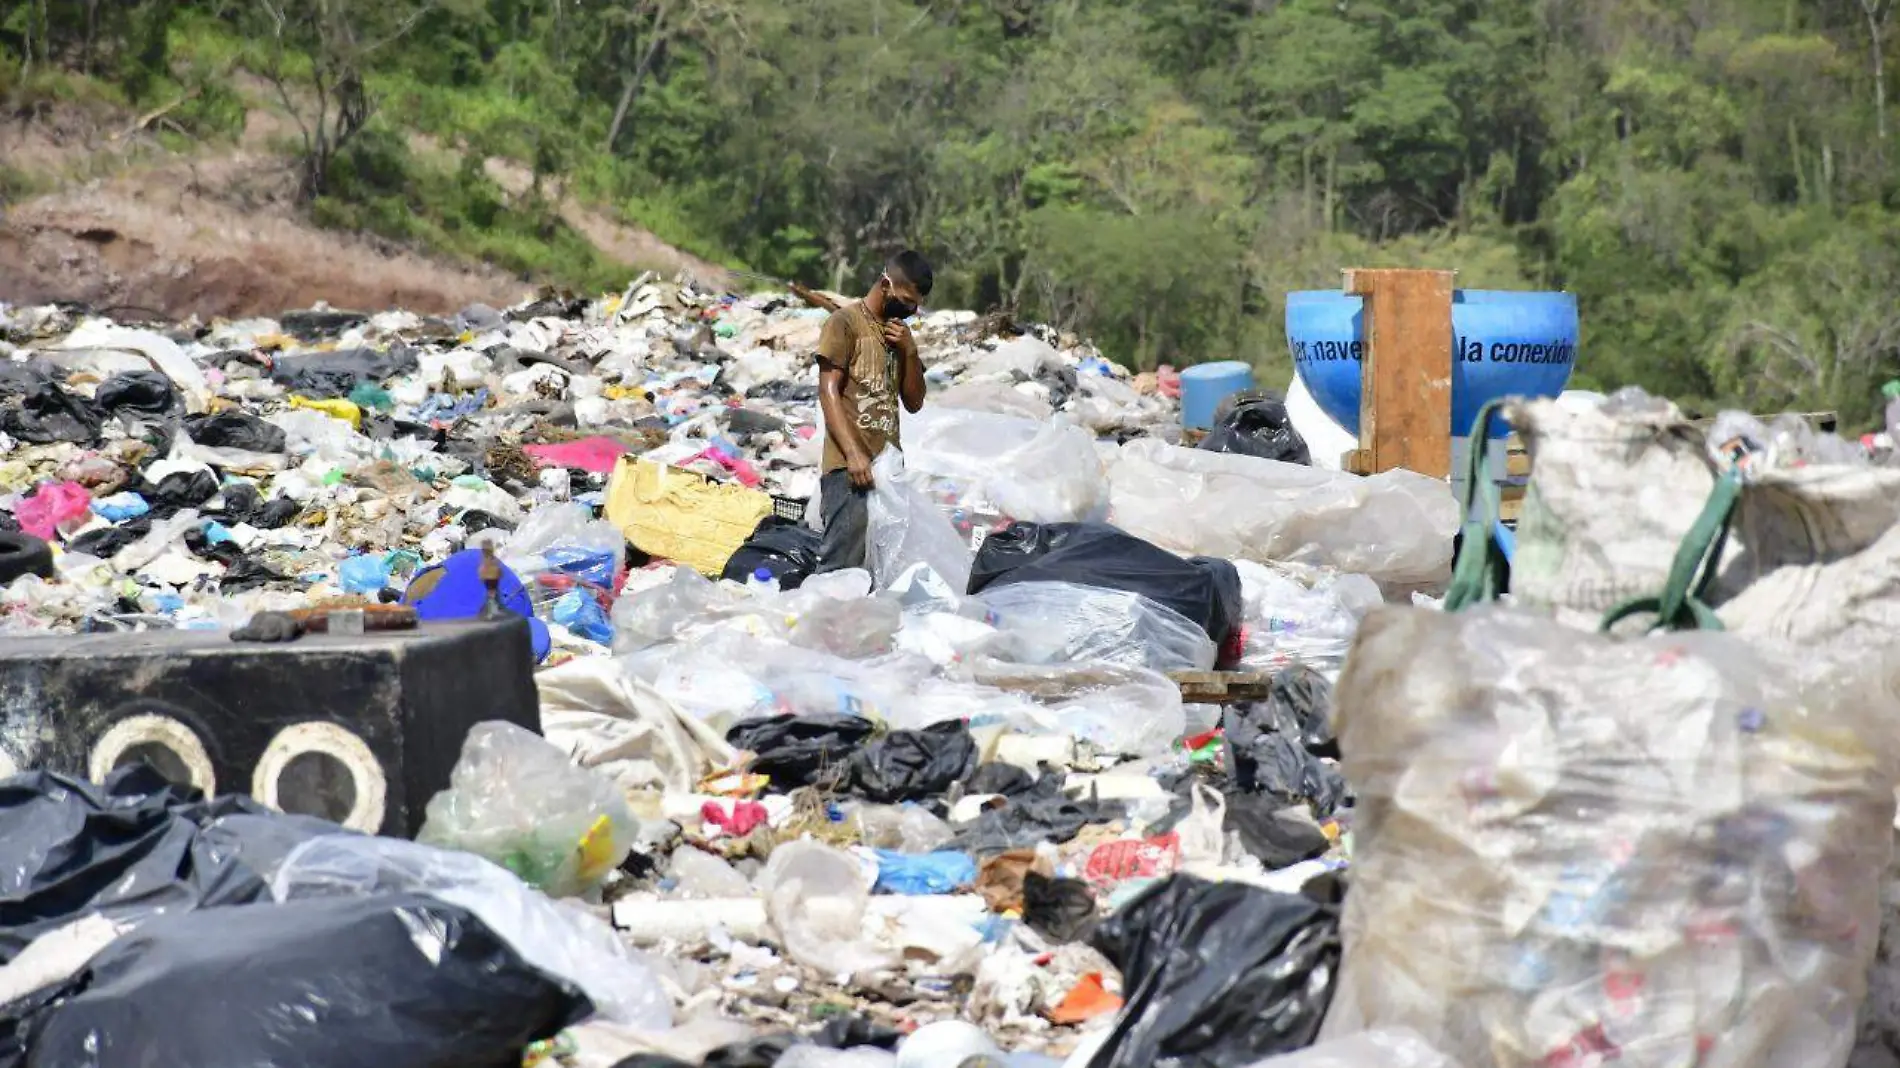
[0,532,55,584]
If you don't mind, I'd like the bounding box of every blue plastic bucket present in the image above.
[1285,289,1578,439]
[1180,361,1255,431]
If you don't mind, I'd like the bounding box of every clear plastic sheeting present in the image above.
[963,658,1186,758]
[901,407,1110,524]
[978,581,1217,673]
[417,721,638,899]
[1234,562,1382,676]
[270,834,674,1029]
[1106,439,1457,590]
[866,448,973,593]
[1241,1029,1461,1068]
[1325,605,1900,1068]
[611,566,750,653]
[625,632,938,729]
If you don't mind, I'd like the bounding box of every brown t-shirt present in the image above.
[816,302,902,474]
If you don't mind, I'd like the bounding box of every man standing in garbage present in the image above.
[814,250,933,573]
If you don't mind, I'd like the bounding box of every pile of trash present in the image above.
[6,274,1898,1068]
[0,282,1447,639]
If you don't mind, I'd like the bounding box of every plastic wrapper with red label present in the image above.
[1323,604,1900,1068]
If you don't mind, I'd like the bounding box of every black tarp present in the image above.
[968,522,1242,648]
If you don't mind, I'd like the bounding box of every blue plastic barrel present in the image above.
[1285,289,1579,439]
[1180,361,1255,431]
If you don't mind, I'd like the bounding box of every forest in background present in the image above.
[5,0,1900,424]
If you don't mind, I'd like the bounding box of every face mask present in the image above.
[880,276,917,320]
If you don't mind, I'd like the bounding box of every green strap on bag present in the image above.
[1443,398,1514,613]
[1442,396,1741,634]
[1597,470,1741,634]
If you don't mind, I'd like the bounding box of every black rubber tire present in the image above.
[0,532,55,584]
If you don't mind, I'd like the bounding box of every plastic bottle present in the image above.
[746,566,780,595]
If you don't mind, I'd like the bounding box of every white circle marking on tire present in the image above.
[252,722,387,833]
[89,714,216,794]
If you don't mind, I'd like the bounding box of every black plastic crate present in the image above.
[772,495,807,523]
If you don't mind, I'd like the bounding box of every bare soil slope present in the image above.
[0,101,732,320]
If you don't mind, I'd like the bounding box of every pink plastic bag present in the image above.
[522,437,630,475]
[16,481,93,540]
[685,447,762,488]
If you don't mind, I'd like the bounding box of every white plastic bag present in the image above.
[1106,439,1458,590]
[978,581,1217,673]
[271,835,673,1029]
[866,448,973,593]
[758,840,897,979]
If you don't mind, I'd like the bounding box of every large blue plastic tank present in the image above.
[1285,289,1579,439]
[1180,361,1255,430]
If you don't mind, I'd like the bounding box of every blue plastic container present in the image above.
[1180,360,1255,430]
[1285,289,1579,438]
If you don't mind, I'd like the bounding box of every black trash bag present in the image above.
[1222,705,1350,818]
[215,481,264,523]
[12,893,590,1068]
[0,765,339,966]
[0,360,58,398]
[278,308,370,342]
[726,715,877,791]
[720,516,821,590]
[699,1035,798,1068]
[845,720,977,803]
[132,468,221,516]
[968,522,1242,649]
[1264,666,1337,758]
[252,495,301,530]
[92,371,180,419]
[1222,792,1331,870]
[1,384,102,445]
[725,407,787,435]
[965,762,1037,798]
[811,1014,904,1050]
[269,346,418,398]
[461,509,516,535]
[184,410,287,454]
[1085,875,1341,1068]
[1023,871,1097,944]
[218,555,287,593]
[66,524,143,559]
[1198,391,1311,465]
[954,774,1125,854]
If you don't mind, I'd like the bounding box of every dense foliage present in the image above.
[7,0,1900,421]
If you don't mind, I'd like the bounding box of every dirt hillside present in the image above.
[0,100,734,321]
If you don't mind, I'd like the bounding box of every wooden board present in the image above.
[1344,268,1455,480]
[1171,671,1276,704]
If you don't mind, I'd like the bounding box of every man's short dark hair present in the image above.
[886,250,934,297]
